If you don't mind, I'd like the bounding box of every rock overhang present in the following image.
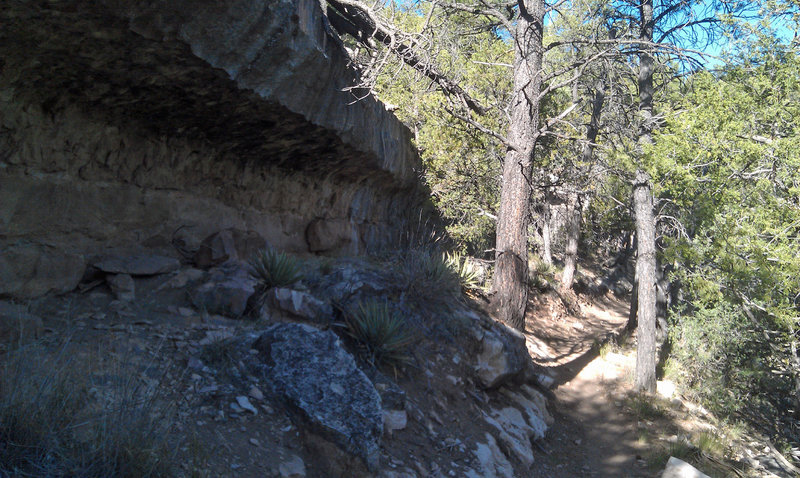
[0,0,437,298]
[0,0,419,183]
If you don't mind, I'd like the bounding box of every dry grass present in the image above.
[0,339,181,477]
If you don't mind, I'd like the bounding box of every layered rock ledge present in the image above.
[0,0,433,298]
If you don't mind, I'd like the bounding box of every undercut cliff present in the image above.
[0,0,434,298]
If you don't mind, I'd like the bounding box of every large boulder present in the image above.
[192,265,257,317]
[0,244,84,298]
[253,323,383,470]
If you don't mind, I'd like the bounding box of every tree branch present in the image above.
[327,0,489,115]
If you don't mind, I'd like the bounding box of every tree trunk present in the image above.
[633,170,657,393]
[561,78,605,291]
[560,192,580,290]
[630,0,659,393]
[542,198,553,265]
[489,0,545,332]
[637,0,656,146]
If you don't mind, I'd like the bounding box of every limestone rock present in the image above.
[106,273,135,301]
[0,244,84,298]
[503,385,554,426]
[92,254,180,276]
[268,288,332,323]
[474,324,528,388]
[662,457,711,478]
[254,323,383,470]
[0,301,44,345]
[483,406,540,468]
[194,229,268,268]
[471,433,515,478]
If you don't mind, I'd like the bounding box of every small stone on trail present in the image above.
[248,385,264,400]
[249,438,260,447]
[236,396,258,415]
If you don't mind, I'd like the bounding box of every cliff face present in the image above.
[0,0,432,298]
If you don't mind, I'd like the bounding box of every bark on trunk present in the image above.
[633,170,657,393]
[542,199,553,265]
[489,0,545,332]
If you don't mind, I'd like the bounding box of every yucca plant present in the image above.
[528,257,556,291]
[248,248,304,289]
[344,300,414,369]
[445,252,481,291]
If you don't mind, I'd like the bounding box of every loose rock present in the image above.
[661,456,711,478]
[268,287,332,323]
[106,273,135,301]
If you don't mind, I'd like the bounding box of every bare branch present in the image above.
[327,0,489,115]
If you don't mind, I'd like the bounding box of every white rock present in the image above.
[521,384,554,426]
[236,396,258,415]
[279,454,306,478]
[473,433,515,478]
[269,288,331,322]
[657,379,677,399]
[483,407,538,468]
[662,456,711,478]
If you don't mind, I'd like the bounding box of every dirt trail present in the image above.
[525,292,658,477]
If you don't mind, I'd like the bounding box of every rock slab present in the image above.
[254,323,383,470]
[92,254,180,276]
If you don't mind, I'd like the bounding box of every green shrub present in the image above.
[0,342,177,477]
[528,256,556,291]
[398,248,461,304]
[248,249,304,289]
[445,252,481,291]
[344,300,414,369]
